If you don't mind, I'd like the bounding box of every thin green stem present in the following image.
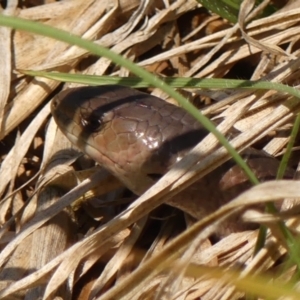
[0,14,259,184]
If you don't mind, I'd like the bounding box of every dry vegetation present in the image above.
[1,0,300,299]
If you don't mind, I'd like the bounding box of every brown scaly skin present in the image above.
[51,85,294,236]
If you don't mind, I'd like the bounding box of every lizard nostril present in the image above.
[51,98,59,110]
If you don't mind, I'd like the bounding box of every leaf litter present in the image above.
[1,0,300,299]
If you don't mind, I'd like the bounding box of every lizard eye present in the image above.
[81,114,102,132]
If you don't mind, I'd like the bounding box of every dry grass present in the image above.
[1,0,300,299]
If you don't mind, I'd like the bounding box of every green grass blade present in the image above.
[0,14,259,185]
[21,71,300,99]
[3,14,300,270]
[197,0,241,23]
[277,113,300,179]
[197,0,276,23]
